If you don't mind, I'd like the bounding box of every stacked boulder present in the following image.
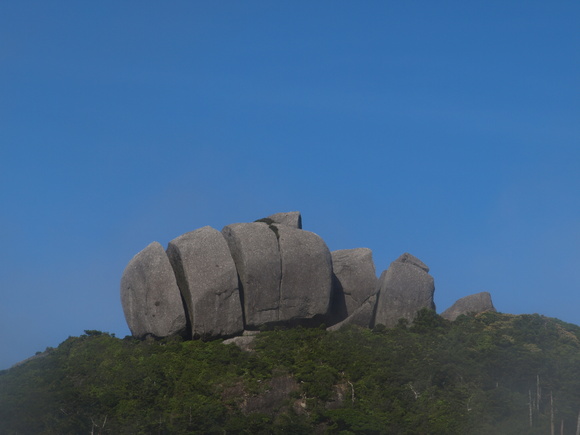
[120,211,497,341]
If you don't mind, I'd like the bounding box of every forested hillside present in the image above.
[2,311,580,434]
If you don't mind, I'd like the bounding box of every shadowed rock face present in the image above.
[166,226,243,339]
[221,222,282,328]
[120,241,187,338]
[329,248,377,323]
[441,292,496,321]
[374,253,435,328]
[276,224,332,322]
[327,294,378,331]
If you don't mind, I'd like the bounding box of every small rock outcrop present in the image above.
[329,248,377,323]
[374,253,435,328]
[120,241,187,338]
[265,211,302,229]
[166,226,243,339]
[441,292,496,321]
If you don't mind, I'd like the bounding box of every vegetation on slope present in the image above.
[2,311,580,434]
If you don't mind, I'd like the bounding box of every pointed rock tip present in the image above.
[394,252,429,272]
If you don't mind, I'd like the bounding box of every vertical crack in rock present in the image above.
[222,222,281,329]
[270,224,282,323]
[166,242,193,337]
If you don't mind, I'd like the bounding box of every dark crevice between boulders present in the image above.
[326,273,348,327]
[237,274,247,330]
[369,280,381,329]
[165,247,192,340]
[254,217,274,225]
[272,224,283,323]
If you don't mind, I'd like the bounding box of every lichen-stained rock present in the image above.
[166,226,243,339]
[222,222,282,328]
[275,224,332,322]
[330,248,377,320]
[120,241,187,338]
[265,211,302,229]
[441,291,496,321]
[327,294,378,331]
[374,253,435,328]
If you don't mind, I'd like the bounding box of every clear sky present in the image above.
[1,2,578,369]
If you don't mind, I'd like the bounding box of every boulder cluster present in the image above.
[121,211,496,340]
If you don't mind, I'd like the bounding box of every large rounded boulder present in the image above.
[120,241,187,338]
[221,222,282,328]
[275,224,332,323]
[374,253,435,328]
[167,226,243,339]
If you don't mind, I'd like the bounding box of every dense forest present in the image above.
[2,310,580,434]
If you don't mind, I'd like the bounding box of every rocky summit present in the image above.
[120,212,497,340]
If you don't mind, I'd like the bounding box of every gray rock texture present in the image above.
[276,224,332,322]
[374,253,435,328]
[327,294,378,331]
[265,211,302,229]
[120,241,187,338]
[441,292,496,321]
[166,226,243,339]
[222,334,257,352]
[395,252,430,272]
[330,248,377,322]
[222,222,282,328]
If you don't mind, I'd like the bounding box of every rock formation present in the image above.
[119,211,498,342]
[441,292,496,321]
[120,241,187,338]
[221,222,283,328]
[221,220,332,328]
[166,226,243,339]
[264,211,302,229]
[373,253,435,328]
[276,224,332,323]
[329,248,377,323]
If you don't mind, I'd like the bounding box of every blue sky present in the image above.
[1,2,578,369]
